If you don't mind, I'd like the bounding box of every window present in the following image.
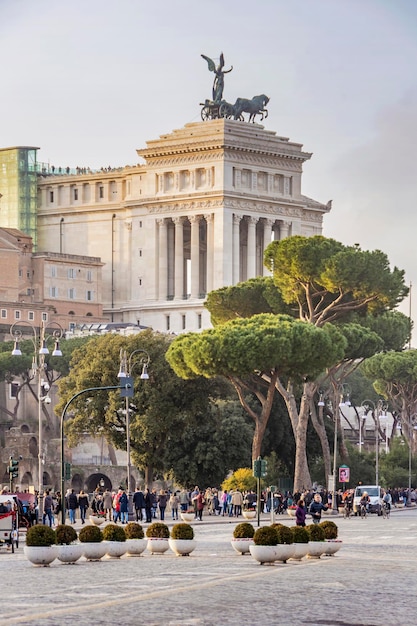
[139,221,142,228]
[19,269,23,278]
[51,266,57,278]
[139,249,142,257]
[9,382,19,399]
[50,191,54,203]
[86,270,92,282]
[68,288,75,299]
[69,322,76,332]
[68,268,75,279]
[74,188,78,200]
[99,186,104,199]
[166,315,170,331]
[1,309,7,319]
[138,278,142,286]
[198,313,202,329]
[86,290,93,301]
[28,311,34,321]
[42,312,48,322]
[182,314,186,330]
[14,310,21,320]
[50,286,57,297]
[26,271,31,279]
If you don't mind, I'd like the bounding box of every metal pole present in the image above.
[409,414,412,492]
[375,411,379,486]
[60,383,131,524]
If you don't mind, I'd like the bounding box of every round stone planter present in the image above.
[180,513,195,523]
[24,545,58,567]
[290,543,309,561]
[231,538,254,555]
[323,539,343,556]
[307,541,326,559]
[147,538,169,554]
[56,543,84,564]
[242,510,256,520]
[81,542,107,561]
[249,544,277,565]
[104,541,127,559]
[274,543,295,563]
[89,515,105,526]
[168,538,196,556]
[125,538,147,557]
[286,508,296,518]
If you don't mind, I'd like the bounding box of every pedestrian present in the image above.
[295,499,306,527]
[309,493,328,524]
[169,491,179,520]
[67,489,78,524]
[43,490,54,527]
[78,490,89,524]
[196,492,205,521]
[158,489,168,521]
[144,488,152,523]
[102,489,113,521]
[119,488,129,523]
[179,488,189,512]
[133,486,146,522]
[112,489,122,523]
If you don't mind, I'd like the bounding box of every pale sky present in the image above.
[2,0,417,339]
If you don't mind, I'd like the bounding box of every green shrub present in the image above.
[253,526,278,546]
[319,520,338,539]
[271,523,293,544]
[102,524,126,542]
[125,522,144,539]
[291,526,309,543]
[306,524,325,541]
[79,524,103,543]
[55,524,77,545]
[233,522,255,539]
[26,524,56,547]
[171,523,194,540]
[146,522,169,539]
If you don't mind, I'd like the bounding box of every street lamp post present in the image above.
[361,399,388,486]
[10,321,63,520]
[118,348,150,519]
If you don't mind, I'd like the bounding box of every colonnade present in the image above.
[155,213,293,301]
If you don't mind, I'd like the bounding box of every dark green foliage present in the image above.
[55,524,77,545]
[102,524,126,542]
[146,522,169,538]
[291,526,309,543]
[306,524,325,541]
[271,523,293,544]
[253,526,278,546]
[170,523,194,540]
[78,525,103,543]
[26,525,56,547]
[319,520,338,539]
[233,522,255,539]
[125,522,144,539]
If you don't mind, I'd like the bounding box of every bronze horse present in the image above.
[233,94,270,123]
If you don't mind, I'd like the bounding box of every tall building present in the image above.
[34,119,330,333]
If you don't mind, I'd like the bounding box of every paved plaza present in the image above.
[2,508,417,626]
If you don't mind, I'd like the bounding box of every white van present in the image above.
[353,485,383,515]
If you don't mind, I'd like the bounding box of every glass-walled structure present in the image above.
[0,147,39,249]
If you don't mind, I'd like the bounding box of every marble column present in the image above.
[204,213,214,293]
[233,214,242,284]
[157,218,168,300]
[247,216,257,278]
[280,220,291,239]
[190,215,200,299]
[173,216,184,300]
[263,218,275,276]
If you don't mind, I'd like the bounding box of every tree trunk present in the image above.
[145,465,153,489]
[310,399,331,482]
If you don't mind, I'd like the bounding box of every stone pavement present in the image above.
[2,508,417,626]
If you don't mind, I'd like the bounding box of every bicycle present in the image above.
[343,503,352,519]
[360,503,368,519]
[382,502,390,519]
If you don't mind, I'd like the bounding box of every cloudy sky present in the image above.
[2,0,417,339]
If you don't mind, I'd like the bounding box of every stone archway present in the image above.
[21,471,33,488]
[86,472,112,494]
[29,437,37,458]
[71,473,83,492]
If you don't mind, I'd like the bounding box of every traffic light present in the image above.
[8,456,19,478]
[65,462,71,480]
[260,459,268,478]
[253,458,261,478]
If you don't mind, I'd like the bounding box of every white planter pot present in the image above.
[249,544,277,564]
[104,540,127,559]
[290,543,309,561]
[231,538,254,555]
[307,541,326,559]
[286,509,296,518]
[56,543,84,564]
[24,545,58,567]
[147,538,169,554]
[89,515,105,526]
[324,539,343,556]
[274,543,295,563]
[125,538,147,556]
[81,542,107,561]
[168,538,196,556]
[242,510,256,520]
[180,513,195,522]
